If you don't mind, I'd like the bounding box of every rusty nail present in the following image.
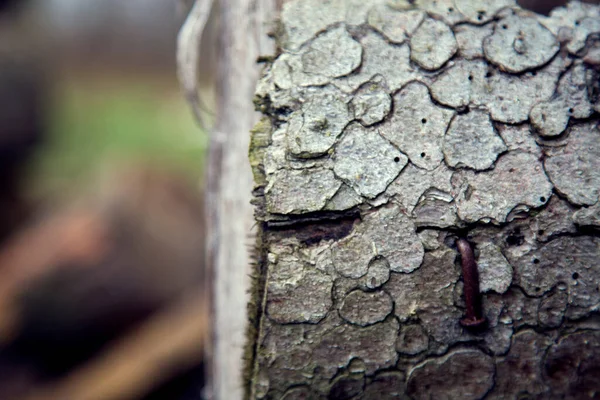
[456,238,487,329]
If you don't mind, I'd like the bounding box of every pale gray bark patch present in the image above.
[323,183,363,211]
[443,109,507,170]
[266,254,333,324]
[573,202,600,228]
[381,82,454,170]
[265,168,341,214]
[429,57,567,123]
[311,317,400,378]
[477,242,512,294]
[483,10,559,73]
[364,256,390,289]
[367,5,424,44]
[350,78,392,126]
[454,0,515,24]
[286,89,351,158]
[453,152,553,223]
[334,31,417,93]
[544,122,600,206]
[531,63,594,137]
[531,195,577,242]
[455,23,494,60]
[406,349,495,400]
[272,25,362,89]
[410,18,458,71]
[333,123,407,199]
[339,289,393,326]
[495,123,542,157]
[415,0,467,25]
[387,162,454,214]
[332,205,424,276]
[515,236,600,319]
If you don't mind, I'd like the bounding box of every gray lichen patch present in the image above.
[531,63,595,138]
[415,0,467,25]
[573,202,600,228]
[364,256,391,289]
[385,249,460,342]
[363,205,424,273]
[332,205,424,277]
[302,26,363,78]
[339,289,393,326]
[455,23,494,60]
[413,191,459,229]
[410,18,457,71]
[544,122,600,206]
[495,123,542,157]
[453,152,553,223]
[331,231,377,279]
[454,0,515,24]
[334,123,408,199]
[286,89,351,158]
[406,349,495,400]
[476,242,512,293]
[395,324,429,355]
[387,162,454,214]
[350,78,392,126]
[483,11,559,73]
[381,82,454,170]
[531,195,577,242]
[429,57,566,123]
[324,183,363,211]
[367,5,424,44]
[514,236,600,319]
[443,110,507,170]
[272,25,362,89]
[265,168,341,214]
[311,317,399,377]
[334,31,417,92]
[266,255,333,324]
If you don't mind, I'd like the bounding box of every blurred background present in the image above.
[0,0,208,399]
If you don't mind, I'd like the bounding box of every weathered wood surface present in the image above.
[246,1,600,398]
[204,0,276,399]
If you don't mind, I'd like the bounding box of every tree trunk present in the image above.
[244,1,600,399]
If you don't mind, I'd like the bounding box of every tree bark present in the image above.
[245,1,600,399]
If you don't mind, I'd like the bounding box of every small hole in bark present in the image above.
[448,7,454,12]
[540,196,546,202]
[421,118,427,124]
[533,258,540,264]
[468,75,473,81]
[538,229,545,235]
[420,152,426,158]
[575,20,580,26]
[531,71,537,76]
[485,71,493,78]
[572,272,579,280]
[502,24,508,29]
[535,287,541,292]
[394,156,400,162]
[568,108,573,114]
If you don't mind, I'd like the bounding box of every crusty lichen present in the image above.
[247,0,600,398]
